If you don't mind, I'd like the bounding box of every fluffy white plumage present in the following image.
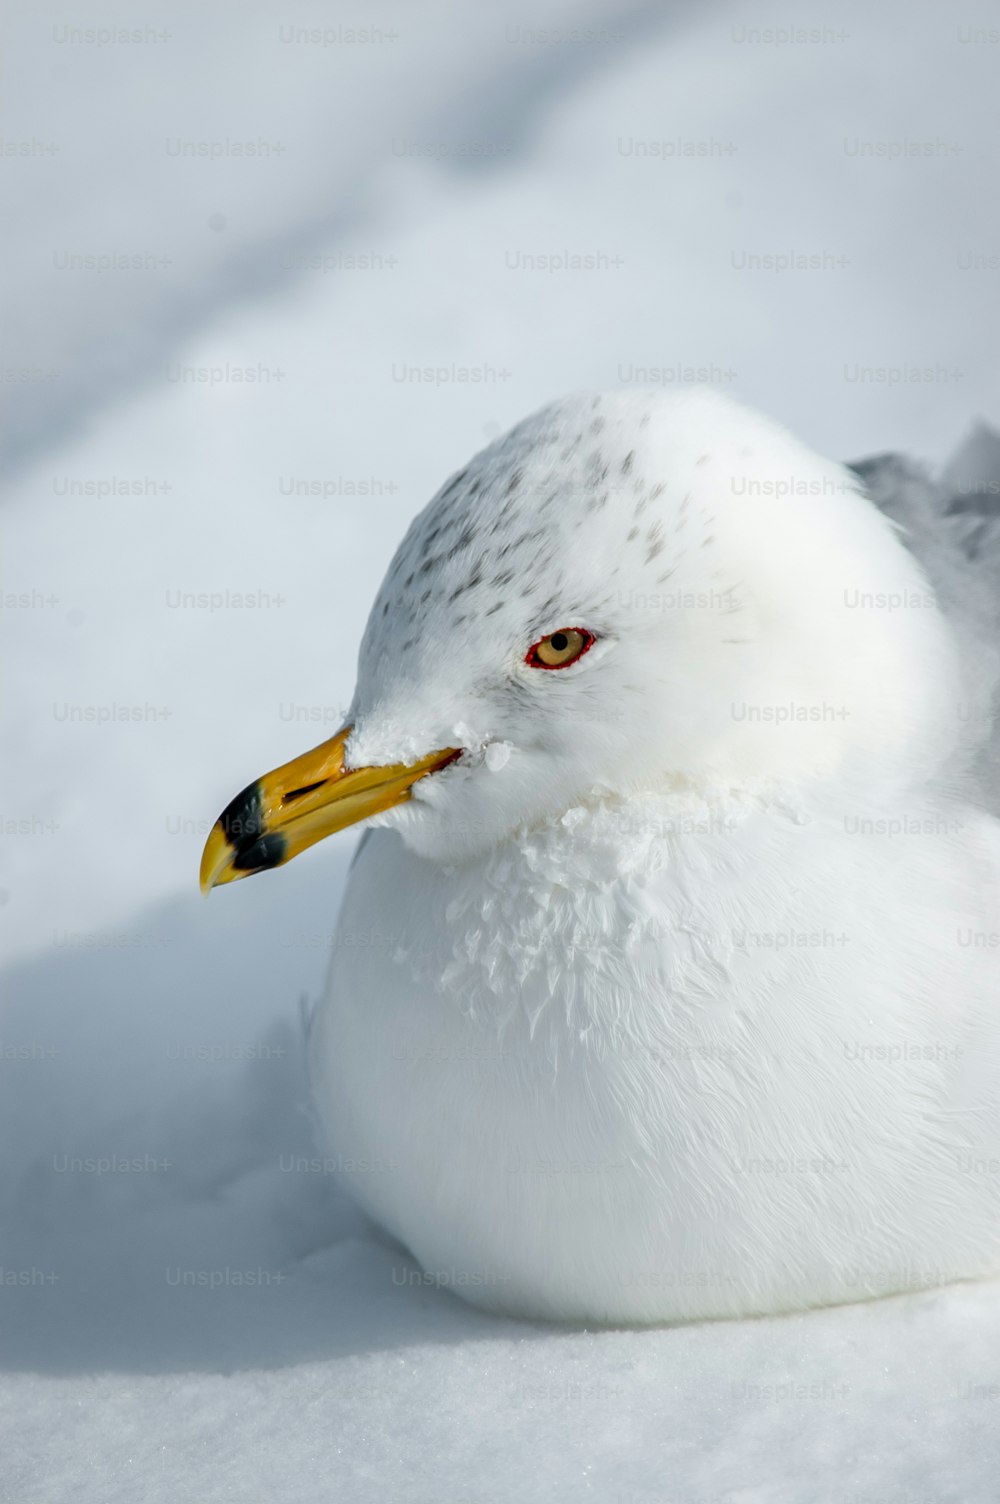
[308,388,1000,1323]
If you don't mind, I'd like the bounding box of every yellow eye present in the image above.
[525,627,595,670]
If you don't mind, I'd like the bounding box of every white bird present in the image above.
[201,389,1000,1323]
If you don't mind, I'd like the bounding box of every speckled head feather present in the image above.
[345,389,960,862]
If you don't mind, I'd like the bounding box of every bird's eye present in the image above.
[525,627,596,670]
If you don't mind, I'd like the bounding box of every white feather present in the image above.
[309,389,1000,1322]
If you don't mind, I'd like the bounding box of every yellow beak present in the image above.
[199,724,460,892]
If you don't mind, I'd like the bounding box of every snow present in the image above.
[3,0,1000,1497]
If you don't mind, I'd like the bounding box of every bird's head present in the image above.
[201,388,959,887]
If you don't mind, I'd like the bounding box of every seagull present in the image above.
[201,389,1000,1323]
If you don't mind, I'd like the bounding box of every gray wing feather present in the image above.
[849,423,1000,806]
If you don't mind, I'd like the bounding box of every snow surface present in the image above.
[3,0,1000,1497]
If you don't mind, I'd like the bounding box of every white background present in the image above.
[3,1,1000,1498]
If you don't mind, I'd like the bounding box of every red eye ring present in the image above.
[525,627,597,670]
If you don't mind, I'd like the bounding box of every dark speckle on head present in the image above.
[517,529,547,552]
[587,452,609,486]
[445,526,476,560]
[448,569,482,603]
[439,468,468,501]
[357,391,751,676]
